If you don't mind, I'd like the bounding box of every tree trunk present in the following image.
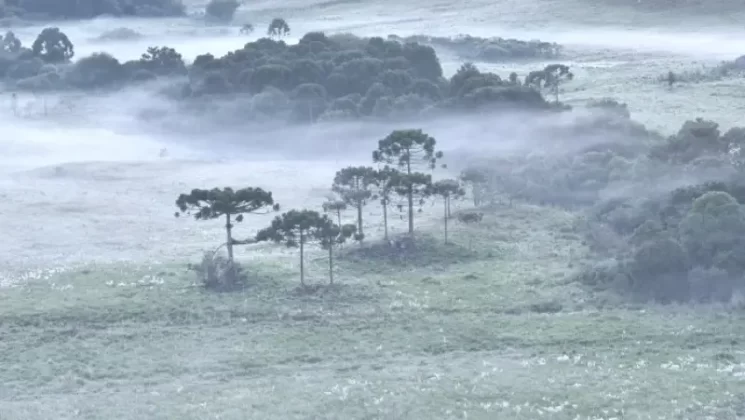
[382,199,389,241]
[443,198,448,244]
[336,209,342,227]
[447,196,452,219]
[225,213,234,263]
[406,159,414,235]
[356,202,364,240]
[299,231,305,286]
[328,245,333,285]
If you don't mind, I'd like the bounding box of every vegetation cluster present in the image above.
[176,128,472,290]
[0,26,573,123]
[460,109,745,304]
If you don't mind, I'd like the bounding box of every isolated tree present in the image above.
[267,18,290,39]
[205,0,239,22]
[240,23,254,34]
[256,209,329,286]
[332,166,379,240]
[318,222,356,284]
[32,27,74,63]
[175,187,279,264]
[430,179,465,243]
[525,64,573,103]
[322,199,347,226]
[373,129,444,235]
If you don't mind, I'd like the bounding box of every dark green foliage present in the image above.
[67,53,124,89]
[205,0,239,22]
[267,18,290,39]
[1,29,552,121]
[525,63,573,103]
[32,27,74,63]
[175,187,279,263]
[340,234,476,269]
[139,46,187,76]
[389,34,561,63]
[332,166,379,240]
[373,129,444,235]
[256,210,349,285]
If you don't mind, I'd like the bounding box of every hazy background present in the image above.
[1,0,744,275]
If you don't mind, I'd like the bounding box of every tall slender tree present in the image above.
[175,187,279,264]
[256,209,328,286]
[430,179,465,243]
[318,222,356,284]
[372,129,444,235]
[332,166,379,240]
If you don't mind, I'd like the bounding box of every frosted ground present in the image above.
[1,0,745,418]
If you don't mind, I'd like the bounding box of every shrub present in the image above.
[188,252,247,291]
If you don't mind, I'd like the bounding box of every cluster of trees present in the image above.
[0,0,185,19]
[389,34,562,62]
[176,129,468,289]
[0,27,571,122]
[457,105,745,304]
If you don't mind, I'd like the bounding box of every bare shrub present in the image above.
[188,251,247,291]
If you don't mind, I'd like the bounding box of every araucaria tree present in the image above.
[267,18,290,39]
[373,129,444,236]
[256,209,332,286]
[375,166,397,241]
[175,187,279,264]
[318,222,356,284]
[430,179,465,243]
[322,199,347,227]
[332,166,379,240]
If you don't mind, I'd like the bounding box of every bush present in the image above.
[188,252,247,291]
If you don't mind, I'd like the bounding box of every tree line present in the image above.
[176,128,468,288]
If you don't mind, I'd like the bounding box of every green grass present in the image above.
[1,203,745,419]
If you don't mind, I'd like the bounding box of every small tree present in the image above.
[32,27,74,63]
[525,64,573,103]
[372,129,444,235]
[240,23,254,34]
[375,166,397,241]
[332,166,379,240]
[175,187,278,264]
[318,222,356,284]
[256,209,328,286]
[267,18,290,39]
[322,199,347,227]
[430,179,465,243]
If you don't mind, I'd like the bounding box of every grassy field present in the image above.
[1,202,744,420]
